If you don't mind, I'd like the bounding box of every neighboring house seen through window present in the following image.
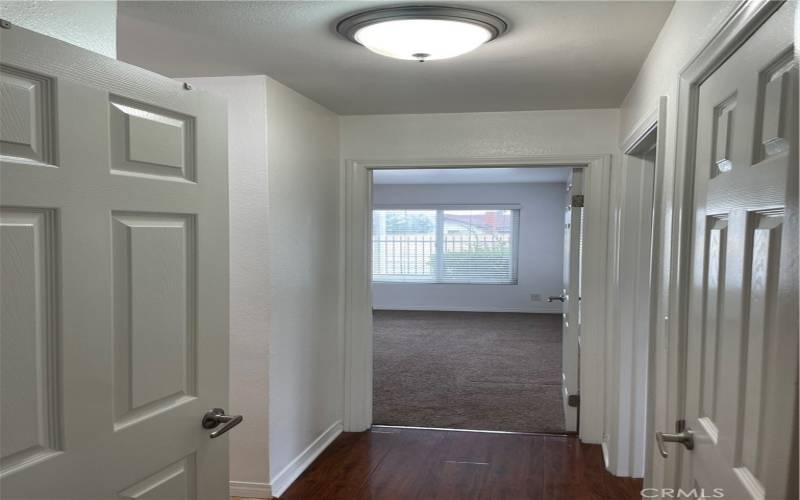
[372,207,519,284]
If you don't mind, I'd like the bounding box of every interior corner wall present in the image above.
[371,182,566,314]
[619,1,738,138]
[182,76,271,495]
[0,0,117,58]
[265,78,342,496]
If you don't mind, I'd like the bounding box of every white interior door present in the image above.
[0,24,231,499]
[670,4,798,498]
[561,168,583,432]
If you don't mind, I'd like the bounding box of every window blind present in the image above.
[372,207,519,284]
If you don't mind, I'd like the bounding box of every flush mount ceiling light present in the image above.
[336,5,507,62]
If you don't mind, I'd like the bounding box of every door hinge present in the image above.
[571,194,584,208]
[567,394,580,408]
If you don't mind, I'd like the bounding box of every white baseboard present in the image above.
[269,420,343,498]
[230,480,271,498]
[372,305,562,314]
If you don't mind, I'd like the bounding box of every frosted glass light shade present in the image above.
[353,19,493,61]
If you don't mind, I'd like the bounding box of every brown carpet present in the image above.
[373,310,565,433]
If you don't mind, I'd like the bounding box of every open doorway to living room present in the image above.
[371,166,583,434]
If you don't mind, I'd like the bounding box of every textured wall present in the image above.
[619,1,737,138]
[265,78,341,491]
[0,0,117,58]
[341,109,620,160]
[183,76,271,494]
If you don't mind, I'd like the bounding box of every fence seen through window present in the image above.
[372,207,519,284]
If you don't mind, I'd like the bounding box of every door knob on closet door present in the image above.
[547,295,566,302]
[201,408,243,438]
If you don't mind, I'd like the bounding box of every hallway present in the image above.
[373,311,565,433]
[4,2,797,498]
[280,428,643,499]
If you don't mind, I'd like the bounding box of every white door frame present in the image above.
[343,154,612,443]
[562,168,584,433]
[665,0,788,489]
[603,97,667,479]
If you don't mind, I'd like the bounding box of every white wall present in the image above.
[371,182,566,313]
[341,109,621,161]
[266,79,342,496]
[619,1,738,137]
[0,0,116,58]
[177,75,342,497]
[183,76,271,497]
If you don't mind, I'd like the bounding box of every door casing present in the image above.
[343,155,613,444]
[605,98,666,479]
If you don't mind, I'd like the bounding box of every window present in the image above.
[372,207,519,284]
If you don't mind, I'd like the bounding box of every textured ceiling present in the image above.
[117,1,674,115]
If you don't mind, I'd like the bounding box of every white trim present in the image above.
[622,108,660,156]
[344,155,613,444]
[269,420,343,498]
[372,305,562,314]
[230,481,271,499]
[604,99,665,479]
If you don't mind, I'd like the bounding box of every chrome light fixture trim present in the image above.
[336,5,508,61]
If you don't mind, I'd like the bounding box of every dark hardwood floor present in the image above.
[280,427,643,499]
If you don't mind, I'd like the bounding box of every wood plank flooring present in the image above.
[278,427,643,500]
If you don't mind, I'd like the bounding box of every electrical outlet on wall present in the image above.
[530,293,542,302]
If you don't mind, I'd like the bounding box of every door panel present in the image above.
[109,95,196,181]
[0,208,60,473]
[681,4,797,498]
[0,67,54,167]
[562,169,583,432]
[112,212,198,428]
[118,455,197,500]
[0,24,229,499]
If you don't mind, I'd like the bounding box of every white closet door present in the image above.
[679,4,797,499]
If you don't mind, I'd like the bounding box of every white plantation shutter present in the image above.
[372,207,519,284]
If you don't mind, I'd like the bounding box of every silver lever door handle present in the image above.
[202,408,243,438]
[655,429,694,458]
[547,295,566,302]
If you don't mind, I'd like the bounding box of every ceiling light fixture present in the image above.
[336,5,507,62]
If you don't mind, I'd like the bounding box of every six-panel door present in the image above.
[682,4,798,499]
[0,24,229,499]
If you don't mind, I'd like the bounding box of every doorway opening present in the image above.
[369,166,583,434]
